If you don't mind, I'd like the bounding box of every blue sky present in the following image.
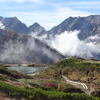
[0,0,100,30]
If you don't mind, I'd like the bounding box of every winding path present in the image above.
[62,75,88,90]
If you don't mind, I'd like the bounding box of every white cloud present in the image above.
[13,0,41,3]
[68,1,100,5]
[56,6,91,17]
[45,31,100,58]
[64,1,100,9]
[0,0,42,3]
[0,0,9,2]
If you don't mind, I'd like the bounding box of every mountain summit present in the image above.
[0,17,30,34]
[29,22,46,36]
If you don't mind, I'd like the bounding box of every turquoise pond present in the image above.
[6,66,48,74]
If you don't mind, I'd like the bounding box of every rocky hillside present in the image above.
[0,29,65,64]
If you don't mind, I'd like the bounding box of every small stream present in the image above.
[62,75,90,94]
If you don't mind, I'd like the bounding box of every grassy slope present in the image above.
[38,57,100,97]
[39,57,100,79]
[0,81,100,100]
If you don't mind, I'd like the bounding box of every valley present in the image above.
[0,15,100,99]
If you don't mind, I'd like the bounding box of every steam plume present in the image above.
[48,30,100,58]
[31,30,100,58]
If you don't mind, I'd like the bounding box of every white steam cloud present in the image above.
[48,30,100,58]
[33,30,100,58]
[0,35,63,64]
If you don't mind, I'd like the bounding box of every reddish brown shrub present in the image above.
[19,73,24,78]
[46,82,57,89]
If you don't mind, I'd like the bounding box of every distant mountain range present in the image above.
[47,15,100,40]
[0,15,100,63]
[1,15,100,40]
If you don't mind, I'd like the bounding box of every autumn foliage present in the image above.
[19,73,24,78]
[46,82,57,89]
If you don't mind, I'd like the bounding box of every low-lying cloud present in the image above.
[33,30,100,58]
[0,33,63,64]
[48,30,100,58]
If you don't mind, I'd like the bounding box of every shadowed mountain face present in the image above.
[47,15,100,40]
[0,29,65,64]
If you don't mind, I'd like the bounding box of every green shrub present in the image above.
[0,81,100,100]
[29,82,55,91]
[0,66,21,78]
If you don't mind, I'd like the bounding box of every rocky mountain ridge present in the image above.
[29,22,46,36]
[47,15,100,40]
[1,15,100,40]
[0,16,46,36]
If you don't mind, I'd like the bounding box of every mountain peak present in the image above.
[13,16,18,21]
[33,22,40,26]
[29,22,46,36]
[29,22,42,29]
[0,16,3,20]
[0,16,30,34]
